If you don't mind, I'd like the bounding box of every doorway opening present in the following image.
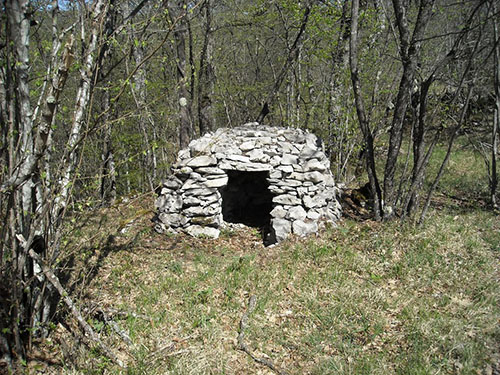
[220,170,273,234]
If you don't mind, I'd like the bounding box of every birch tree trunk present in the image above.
[491,0,499,209]
[0,0,77,367]
[53,0,109,220]
[5,0,33,233]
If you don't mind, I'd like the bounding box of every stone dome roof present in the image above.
[154,123,341,244]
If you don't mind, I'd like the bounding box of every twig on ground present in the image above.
[145,335,195,360]
[93,306,153,321]
[27,247,125,368]
[105,320,133,346]
[237,295,290,375]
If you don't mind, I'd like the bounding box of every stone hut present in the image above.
[154,123,341,244]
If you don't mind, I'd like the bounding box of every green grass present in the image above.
[47,195,499,375]
[36,142,499,374]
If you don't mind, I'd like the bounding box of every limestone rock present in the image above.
[186,225,220,238]
[304,159,327,172]
[240,140,255,151]
[292,220,318,237]
[189,136,213,155]
[269,218,291,243]
[158,213,185,228]
[270,205,287,219]
[164,176,183,189]
[204,176,228,188]
[281,154,298,165]
[273,194,302,206]
[184,155,217,168]
[287,206,307,221]
[196,167,225,175]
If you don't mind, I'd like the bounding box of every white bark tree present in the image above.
[0,0,116,369]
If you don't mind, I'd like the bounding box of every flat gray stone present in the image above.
[182,196,202,206]
[269,186,285,194]
[184,204,219,217]
[269,169,282,179]
[239,140,255,151]
[233,162,271,171]
[164,176,183,189]
[226,154,250,163]
[185,155,217,168]
[277,165,294,174]
[160,187,174,195]
[277,142,297,154]
[181,178,205,191]
[191,215,221,227]
[281,154,298,165]
[199,193,220,205]
[196,167,225,175]
[186,225,220,238]
[273,194,301,205]
[278,179,302,187]
[288,172,306,181]
[189,136,213,154]
[178,149,191,159]
[182,188,217,196]
[305,171,324,184]
[269,218,292,243]
[158,213,185,227]
[306,210,321,220]
[162,194,183,212]
[176,166,193,177]
[270,155,282,167]
[248,149,269,163]
[287,206,307,221]
[204,176,228,188]
[304,159,327,172]
[292,220,318,237]
[270,205,287,219]
[215,147,241,157]
[256,137,273,146]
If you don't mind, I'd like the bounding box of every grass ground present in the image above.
[30,192,499,375]
[29,143,499,375]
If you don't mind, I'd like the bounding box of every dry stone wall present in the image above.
[154,123,341,244]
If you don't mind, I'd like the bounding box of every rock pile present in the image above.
[154,123,341,244]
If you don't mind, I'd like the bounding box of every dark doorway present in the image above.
[220,170,273,229]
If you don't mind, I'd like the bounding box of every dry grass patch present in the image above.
[33,194,499,375]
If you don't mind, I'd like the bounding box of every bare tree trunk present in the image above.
[100,89,117,205]
[349,0,383,220]
[168,0,194,149]
[492,0,499,208]
[5,0,34,238]
[383,0,435,218]
[2,0,35,365]
[1,0,74,365]
[197,0,216,135]
[53,0,109,220]
[124,0,158,191]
